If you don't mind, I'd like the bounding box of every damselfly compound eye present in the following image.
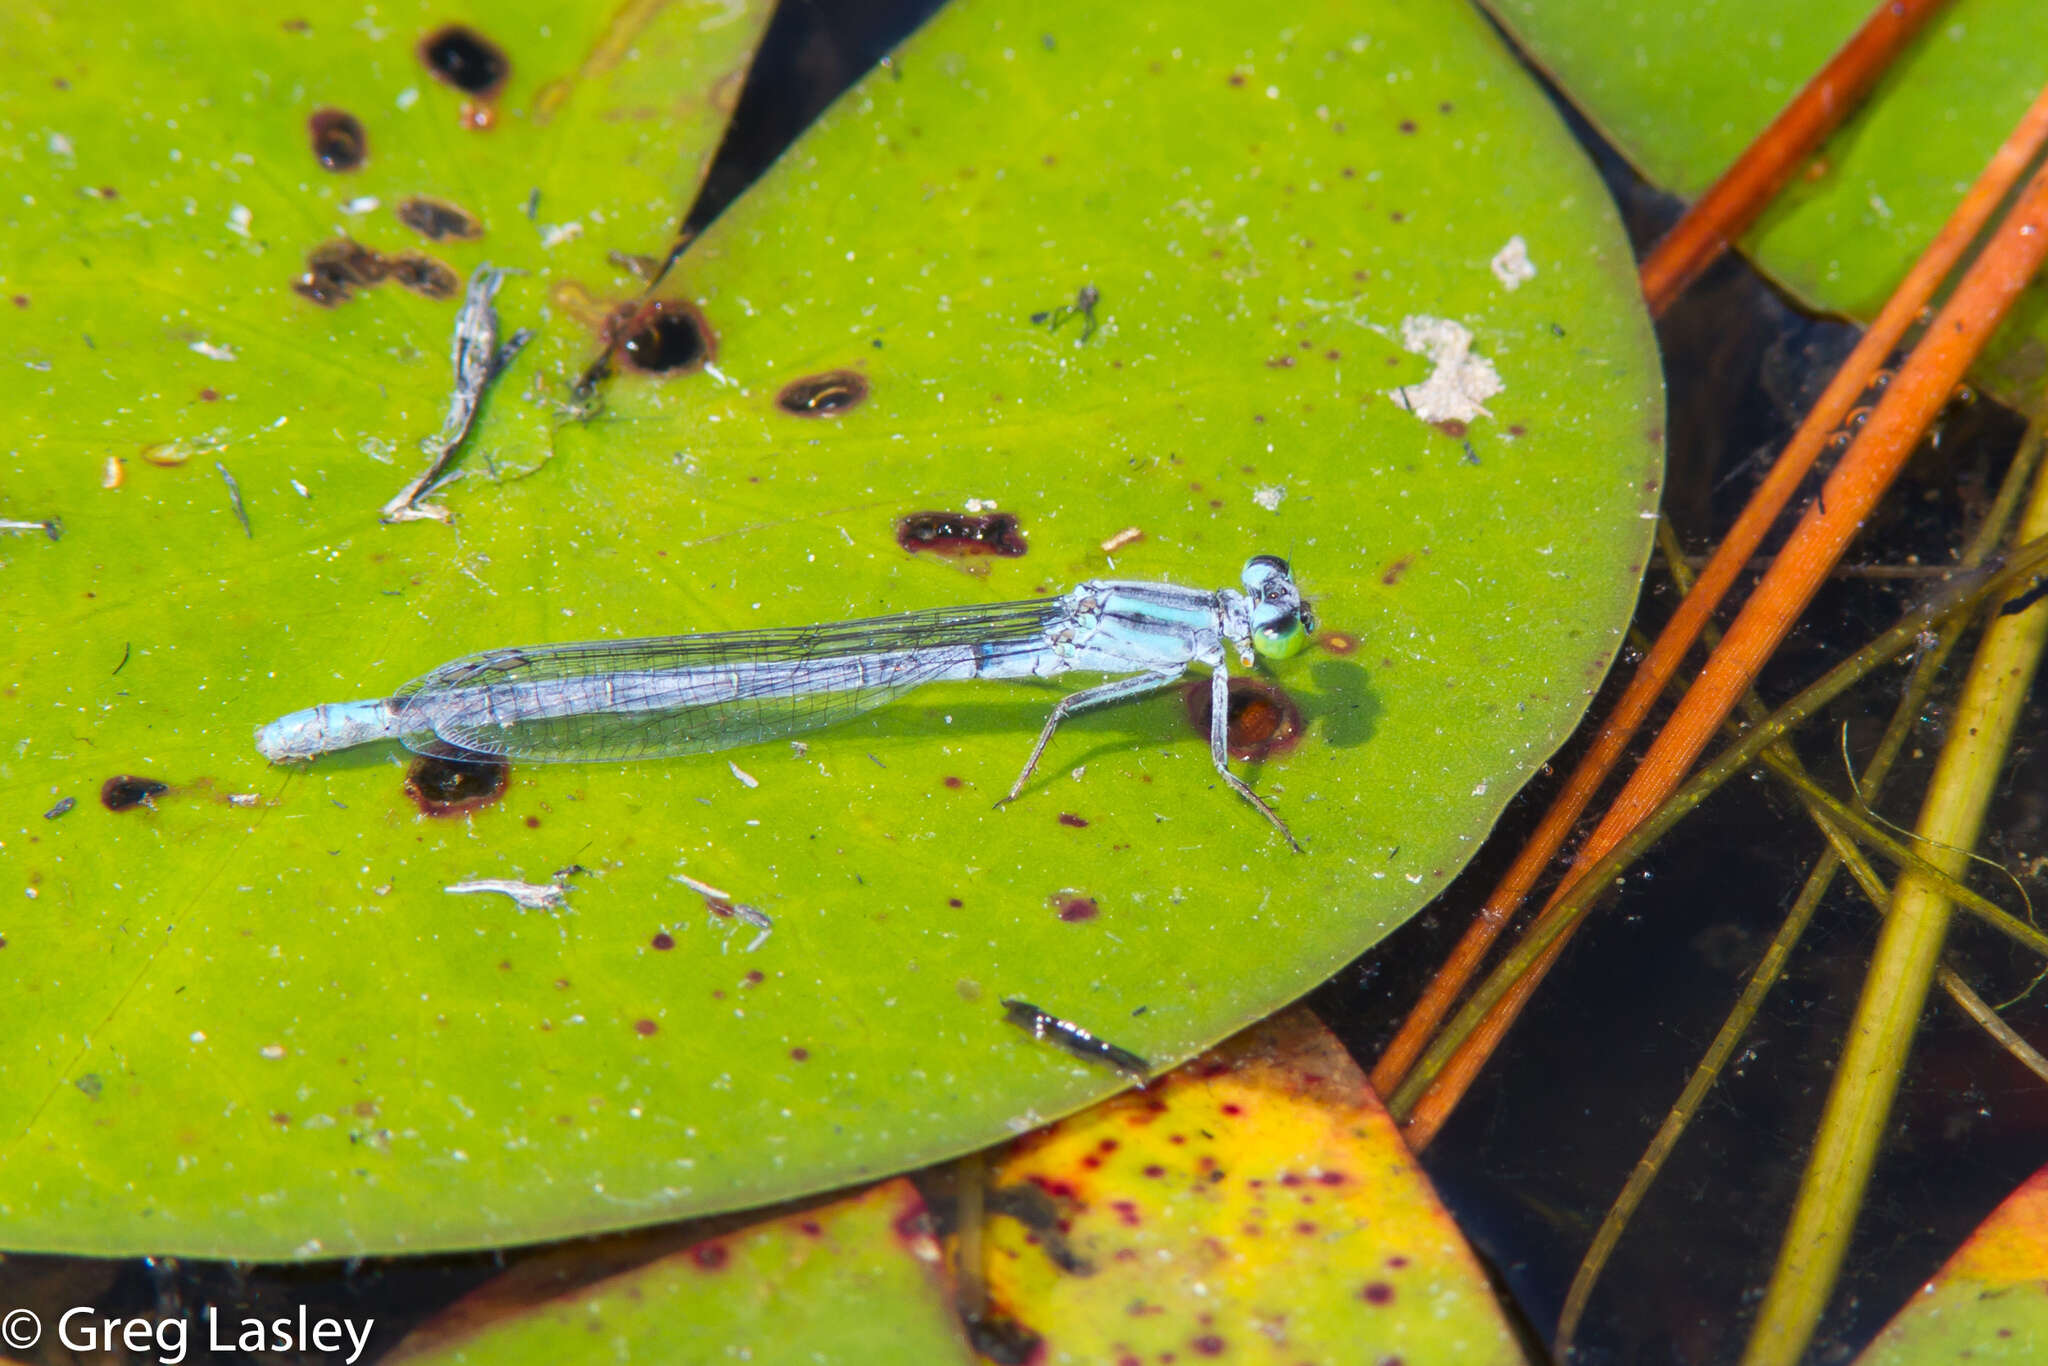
[1251,609,1308,660]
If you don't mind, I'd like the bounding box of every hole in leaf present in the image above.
[101,775,169,812]
[1182,676,1303,761]
[307,108,366,171]
[612,300,713,375]
[419,25,509,98]
[404,748,510,816]
[895,511,1027,558]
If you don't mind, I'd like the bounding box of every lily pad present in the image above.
[1481,0,2048,402]
[1854,1163,2048,1364]
[978,1008,1528,1364]
[0,0,1661,1256]
[385,1179,973,1365]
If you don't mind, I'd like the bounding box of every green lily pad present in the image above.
[385,1179,973,1365]
[0,0,1661,1256]
[1482,0,2048,402]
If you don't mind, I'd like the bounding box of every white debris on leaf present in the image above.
[1490,235,1537,291]
[672,871,732,901]
[226,204,252,238]
[965,497,999,513]
[448,880,569,913]
[1389,315,1503,425]
[539,221,583,249]
[189,339,237,362]
[732,903,773,953]
[1252,485,1285,511]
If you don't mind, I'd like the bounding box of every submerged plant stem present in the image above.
[1549,429,2046,1349]
[1741,422,2048,1366]
[1756,752,2048,961]
[1638,0,1951,313]
[1366,80,2048,1107]
[1387,532,2048,1127]
[1393,160,2048,1149]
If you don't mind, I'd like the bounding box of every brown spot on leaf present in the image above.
[292,238,387,306]
[387,252,458,299]
[1053,895,1099,922]
[395,195,482,241]
[776,369,869,417]
[606,249,659,280]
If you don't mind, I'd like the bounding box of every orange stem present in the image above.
[1639,0,1950,315]
[1368,82,2048,1105]
[1400,161,2048,1150]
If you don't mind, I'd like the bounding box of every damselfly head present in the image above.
[1242,555,1314,659]
[1242,554,1292,588]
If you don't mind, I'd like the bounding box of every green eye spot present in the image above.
[1252,613,1307,660]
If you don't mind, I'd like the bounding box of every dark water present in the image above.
[1313,54,2043,1364]
[11,4,2045,1363]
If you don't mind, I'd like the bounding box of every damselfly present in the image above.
[255,555,1317,848]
